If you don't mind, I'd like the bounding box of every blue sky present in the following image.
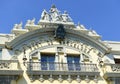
[0,0,120,41]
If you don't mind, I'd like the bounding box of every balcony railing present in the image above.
[0,60,23,83]
[0,60,18,70]
[27,62,98,72]
[104,63,120,79]
[0,60,23,75]
[105,64,120,72]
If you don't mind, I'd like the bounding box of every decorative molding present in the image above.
[0,60,19,70]
[26,18,35,26]
[28,74,99,83]
[48,75,54,83]
[6,27,110,53]
[76,75,81,83]
[30,76,34,82]
[112,64,120,71]
[85,75,90,83]
[39,75,44,82]
[0,62,10,69]
[67,75,72,83]
[26,37,100,56]
[58,75,63,83]
[94,75,98,83]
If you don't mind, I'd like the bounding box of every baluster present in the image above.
[39,75,44,82]
[49,74,54,82]
[94,75,98,83]
[58,75,63,83]
[76,75,81,83]
[85,75,90,83]
[67,75,72,83]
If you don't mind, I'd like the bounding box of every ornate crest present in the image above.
[54,24,65,41]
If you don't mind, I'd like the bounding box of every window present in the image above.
[114,58,120,64]
[41,54,55,70]
[115,78,120,84]
[67,54,80,71]
[0,76,11,84]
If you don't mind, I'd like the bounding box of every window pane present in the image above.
[67,55,80,71]
[67,56,74,70]
[74,56,80,63]
[41,54,55,70]
[74,57,80,71]
[48,56,55,62]
[67,56,73,63]
[41,56,47,62]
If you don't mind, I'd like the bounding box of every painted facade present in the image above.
[0,5,120,84]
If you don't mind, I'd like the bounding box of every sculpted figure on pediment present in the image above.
[50,5,61,21]
[13,22,22,29]
[26,18,35,25]
[41,9,50,21]
[91,30,98,35]
[62,11,72,22]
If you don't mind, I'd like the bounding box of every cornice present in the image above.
[6,27,110,53]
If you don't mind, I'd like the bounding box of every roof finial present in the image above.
[13,22,22,29]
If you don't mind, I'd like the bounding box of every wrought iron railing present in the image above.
[27,62,98,72]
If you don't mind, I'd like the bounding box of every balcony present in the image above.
[0,60,23,75]
[0,60,23,83]
[27,62,99,76]
[104,63,120,79]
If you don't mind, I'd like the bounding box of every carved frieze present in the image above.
[14,36,101,58]
[28,74,98,83]
[112,64,120,71]
[0,62,10,69]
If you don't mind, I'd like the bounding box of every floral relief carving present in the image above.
[0,62,10,69]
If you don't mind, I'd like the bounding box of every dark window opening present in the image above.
[114,58,120,64]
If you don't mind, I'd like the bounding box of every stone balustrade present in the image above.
[104,63,120,80]
[0,60,20,70]
[0,60,23,75]
[27,62,99,82]
[104,63,120,72]
[27,62,98,72]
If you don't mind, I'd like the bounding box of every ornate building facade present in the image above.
[0,5,120,84]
